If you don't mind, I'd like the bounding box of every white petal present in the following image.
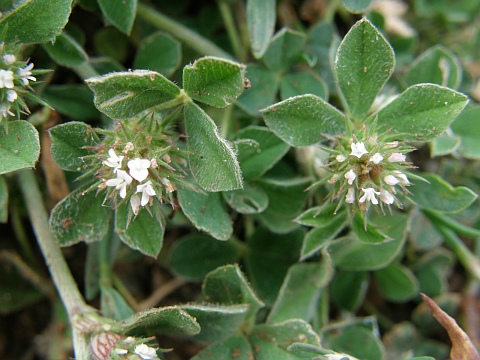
[384,175,399,186]
[118,183,127,198]
[336,154,346,162]
[130,194,141,215]
[371,153,383,164]
[380,189,394,204]
[344,169,356,185]
[388,153,406,162]
[106,178,122,187]
[350,142,369,158]
[345,187,355,204]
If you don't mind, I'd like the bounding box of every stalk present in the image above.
[136,3,233,60]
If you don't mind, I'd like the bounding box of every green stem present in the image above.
[220,103,234,139]
[136,3,233,60]
[424,209,480,239]
[434,223,480,282]
[324,0,341,23]
[11,204,40,268]
[217,0,245,61]
[72,61,99,80]
[18,169,93,358]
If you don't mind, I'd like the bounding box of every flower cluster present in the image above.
[317,129,415,213]
[91,333,160,360]
[99,141,177,216]
[0,43,41,121]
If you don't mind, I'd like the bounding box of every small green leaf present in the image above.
[236,64,279,116]
[341,0,373,13]
[183,101,243,192]
[0,121,40,175]
[49,186,112,246]
[133,32,181,77]
[169,234,242,280]
[376,84,469,141]
[43,31,88,67]
[249,319,321,359]
[403,45,462,89]
[245,228,304,305]
[0,176,8,223]
[328,326,385,360]
[86,70,181,120]
[328,214,409,271]
[352,211,391,244]
[247,0,276,58]
[375,263,419,302]
[409,173,477,214]
[280,72,328,101]
[234,126,290,179]
[430,131,461,157]
[178,188,233,241]
[450,106,480,159]
[183,57,246,108]
[100,285,135,321]
[331,270,368,311]
[0,0,72,44]
[44,85,100,121]
[202,264,264,324]
[191,334,253,360]
[223,182,268,214]
[97,0,137,34]
[115,201,165,257]
[268,259,332,323]
[262,28,306,73]
[181,304,248,342]
[256,177,310,234]
[49,121,98,172]
[119,306,200,337]
[294,202,344,228]
[335,18,394,119]
[261,94,346,147]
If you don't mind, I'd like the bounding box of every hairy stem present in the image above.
[218,0,245,61]
[136,2,233,60]
[424,209,480,239]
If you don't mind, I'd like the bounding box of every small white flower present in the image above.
[161,178,175,193]
[394,171,410,184]
[128,158,151,182]
[134,344,158,360]
[388,152,406,162]
[136,180,156,206]
[345,187,355,204]
[3,54,15,65]
[0,103,13,118]
[18,63,36,85]
[0,69,14,88]
[379,189,395,204]
[371,153,383,164]
[6,89,17,102]
[344,169,356,185]
[103,148,124,173]
[336,154,346,162]
[105,169,132,198]
[130,194,141,215]
[359,188,381,205]
[150,158,158,169]
[384,174,399,186]
[350,142,369,158]
[115,348,128,355]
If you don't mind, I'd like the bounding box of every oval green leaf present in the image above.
[42,31,88,67]
[375,263,419,302]
[97,0,137,34]
[335,18,394,120]
[223,182,269,214]
[0,121,40,175]
[247,0,276,58]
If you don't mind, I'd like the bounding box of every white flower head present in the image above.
[384,174,399,186]
[371,153,383,164]
[18,63,36,85]
[0,69,14,88]
[336,154,346,162]
[3,54,15,65]
[103,148,124,173]
[359,188,381,205]
[350,142,369,158]
[134,344,159,359]
[344,169,356,185]
[105,169,132,198]
[128,158,151,182]
[130,194,141,215]
[0,103,13,118]
[379,189,395,204]
[6,89,17,102]
[136,180,156,206]
[394,171,410,184]
[345,187,355,204]
[388,152,406,162]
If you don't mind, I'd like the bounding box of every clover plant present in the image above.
[1,0,480,359]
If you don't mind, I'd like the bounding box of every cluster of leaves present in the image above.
[1,0,480,359]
